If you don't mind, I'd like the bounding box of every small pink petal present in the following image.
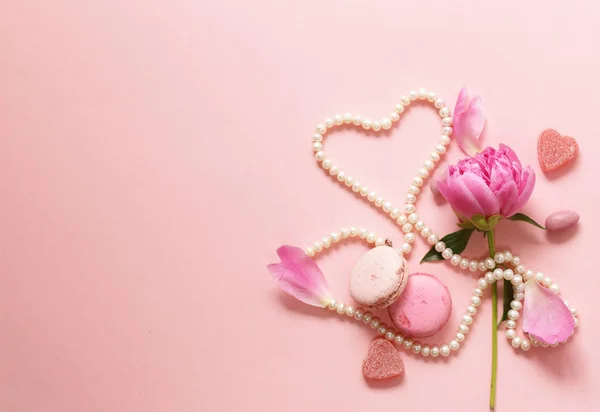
[522,277,574,345]
[430,166,448,197]
[545,210,579,231]
[453,89,485,157]
[267,245,334,307]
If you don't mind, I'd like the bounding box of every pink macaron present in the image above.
[388,273,452,338]
[349,246,408,310]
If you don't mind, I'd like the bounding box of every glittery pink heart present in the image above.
[362,338,404,380]
[538,129,578,172]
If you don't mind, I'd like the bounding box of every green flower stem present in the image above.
[487,229,498,412]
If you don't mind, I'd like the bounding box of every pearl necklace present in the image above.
[303,88,579,357]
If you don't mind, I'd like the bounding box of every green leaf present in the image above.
[497,279,514,328]
[421,229,475,263]
[508,213,546,230]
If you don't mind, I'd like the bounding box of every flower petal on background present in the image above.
[453,90,485,157]
[522,277,574,345]
[438,173,499,218]
[267,245,334,307]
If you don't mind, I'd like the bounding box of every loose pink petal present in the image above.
[267,245,334,307]
[545,210,580,231]
[522,277,574,345]
[453,90,485,156]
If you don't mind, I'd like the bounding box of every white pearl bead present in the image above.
[474,288,483,297]
[406,193,416,203]
[345,176,355,187]
[511,337,522,348]
[322,237,332,248]
[409,90,418,100]
[385,330,396,341]
[512,256,521,266]
[336,302,346,314]
[374,196,384,207]
[469,261,478,272]
[436,144,447,154]
[362,119,372,129]
[352,182,362,192]
[524,270,533,280]
[471,296,481,306]
[511,275,523,286]
[383,201,393,212]
[460,258,470,270]
[505,329,516,339]
[353,115,363,126]
[403,338,413,349]
[418,88,428,100]
[397,215,408,225]
[477,278,488,289]
[421,345,431,357]
[370,317,381,328]
[345,305,355,316]
[542,277,552,287]
[515,284,525,293]
[390,208,401,219]
[456,332,465,342]
[315,151,326,162]
[360,187,369,196]
[316,124,327,134]
[507,310,519,320]
[415,221,425,231]
[401,96,410,105]
[349,227,358,237]
[401,243,412,254]
[363,312,372,323]
[510,300,522,310]
[492,268,504,280]
[421,227,432,237]
[394,334,404,344]
[354,309,364,320]
[402,223,413,233]
[467,305,477,316]
[440,135,451,145]
[358,228,368,239]
[331,232,341,243]
[343,113,353,123]
[427,234,439,245]
[377,325,387,335]
[328,300,337,310]
[418,168,430,179]
[442,127,453,136]
[413,176,424,186]
[459,324,469,334]
[506,320,516,329]
[462,314,473,325]
[549,284,560,294]
[395,103,405,113]
[521,340,531,351]
[516,265,526,275]
[390,112,400,122]
[366,232,376,243]
[371,121,381,131]
[431,152,441,162]
[407,213,418,224]
[427,91,437,102]
[504,251,513,261]
[435,241,446,252]
[440,345,451,357]
[313,133,323,143]
[503,269,514,281]
[404,204,416,213]
[336,172,346,182]
[367,191,377,201]
[412,343,422,354]
[408,186,420,196]
[442,248,453,259]
[375,238,385,246]
[430,346,440,357]
[329,165,338,175]
[424,160,435,171]
[514,293,524,301]
[306,247,315,257]
[478,261,487,272]
[450,254,461,266]
[574,318,579,328]
[314,241,323,252]
[449,340,460,351]
[381,117,392,130]
[485,258,496,269]
[485,272,495,283]
[570,307,578,316]
[439,107,450,117]
[334,114,343,125]
[404,233,416,244]
[494,253,505,264]
[325,118,334,128]
[434,98,445,109]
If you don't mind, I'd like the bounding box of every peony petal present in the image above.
[453,91,485,157]
[438,174,499,218]
[522,277,574,345]
[267,245,334,307]
[514,166,536,213]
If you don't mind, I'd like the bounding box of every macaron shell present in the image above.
[349,246,407,310]
[388,273,452,338]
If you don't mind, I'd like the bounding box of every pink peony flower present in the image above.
[436,144,536,221]
[522,277,574,345]
[453,87,485,156]
[267,245,334,307]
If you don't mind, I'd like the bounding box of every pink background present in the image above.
[1,1,599,411]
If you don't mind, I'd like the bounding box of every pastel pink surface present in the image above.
[388,273,452,338]
[349,246,407,309]
[2,2,600,412]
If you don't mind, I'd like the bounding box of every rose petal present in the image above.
[522,277,574,345]
[267,245,334,307]
[453,90,485,157]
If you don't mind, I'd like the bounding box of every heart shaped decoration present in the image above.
[538,128,578,172]
[362,338,404,380]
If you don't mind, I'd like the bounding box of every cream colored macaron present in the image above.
[349,246,408,310]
